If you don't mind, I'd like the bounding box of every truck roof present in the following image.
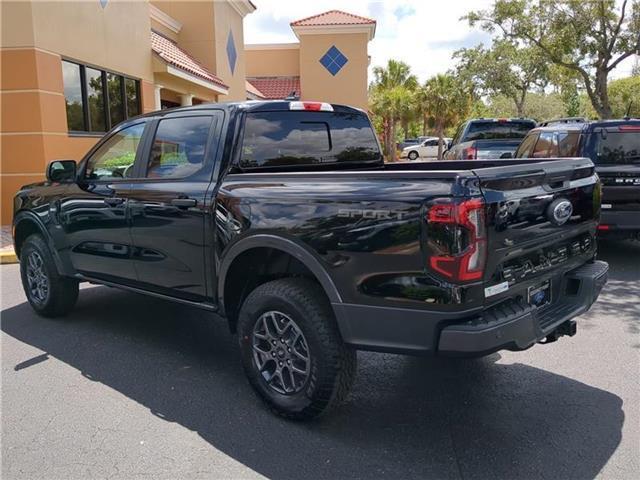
[533,118,640,132]
[130,100,366,121]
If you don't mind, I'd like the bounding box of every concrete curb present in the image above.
[0,249,18,264]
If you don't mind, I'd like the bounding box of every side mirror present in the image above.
[447,141,453,150]
[47,160,77,183]
[500,152,513,159]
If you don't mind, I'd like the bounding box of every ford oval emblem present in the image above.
[547,198,573,226]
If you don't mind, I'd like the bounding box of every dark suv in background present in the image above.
[514,117,640,239]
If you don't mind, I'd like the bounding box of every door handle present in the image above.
[170,198,197,208]
[104,197,125,207]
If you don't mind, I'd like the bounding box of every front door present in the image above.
[60,121,147,283]
[127,111,223,302]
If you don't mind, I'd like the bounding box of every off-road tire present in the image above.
[19,234,79,317]
[238,278,356,420]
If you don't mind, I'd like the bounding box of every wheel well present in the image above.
[222,247,324,332]
[13,218,42,259]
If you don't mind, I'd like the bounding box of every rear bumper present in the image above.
[439,260,608,356]
[333,261,608,357]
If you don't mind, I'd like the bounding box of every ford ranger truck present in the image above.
[13,101,608,420]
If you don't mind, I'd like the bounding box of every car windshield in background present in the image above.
[592,131,640,165]
[466,121,535,141]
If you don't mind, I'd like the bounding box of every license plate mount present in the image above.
[528,279,551,308]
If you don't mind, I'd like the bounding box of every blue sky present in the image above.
[243,0,637,83]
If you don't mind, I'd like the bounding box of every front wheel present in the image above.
[238,278,356,420]
[19,234,79,317]
[408,150,419,160]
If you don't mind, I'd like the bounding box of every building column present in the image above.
[154,85,163,110]
[180,94,194,106]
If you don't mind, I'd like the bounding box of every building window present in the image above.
[62,60,141,133]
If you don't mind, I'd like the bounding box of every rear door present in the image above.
[126,110,224,302]
[421,138,439,158]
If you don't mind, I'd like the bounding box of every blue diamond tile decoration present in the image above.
[226,30,237,75]
[319,45,348,76]
[99,0,108,8]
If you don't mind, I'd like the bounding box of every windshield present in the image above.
[590,131,640,165]
[465,121,536,141]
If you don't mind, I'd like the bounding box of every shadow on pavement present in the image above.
[590,240,640,335]
[1,282,625,480]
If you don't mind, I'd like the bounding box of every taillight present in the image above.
[426,198,487,282]
[619,125,640,131]
[462,146,477,159]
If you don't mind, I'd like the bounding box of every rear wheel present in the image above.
[408,150,419,160]
[238,278,356,420]
[19,234,79,317]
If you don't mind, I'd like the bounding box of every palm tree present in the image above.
[421,74,471,159]
[369,60,418,161]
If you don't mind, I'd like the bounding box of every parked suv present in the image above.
[13,101,607,419]
[514,117,640,239]
[444,118,537,160]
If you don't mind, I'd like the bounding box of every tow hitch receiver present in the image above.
[540,320,577,344]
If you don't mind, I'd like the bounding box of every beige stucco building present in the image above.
[0,2,375,224]
[246,10,375,111]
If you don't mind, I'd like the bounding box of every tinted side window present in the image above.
[557,132,581,157]
[240,111,381,168]
[515,133,538,158]
[452,123,465,144]
[146,116,214,179]
[532,132,558,158]
[85,123,145,180]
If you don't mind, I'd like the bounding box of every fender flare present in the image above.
[217,234,342,316]
[13,211,66,274]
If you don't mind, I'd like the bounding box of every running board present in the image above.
[75,274,218,312]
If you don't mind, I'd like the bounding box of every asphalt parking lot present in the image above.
[1,240,638,480]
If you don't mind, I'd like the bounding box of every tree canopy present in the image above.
[466,0,640,118]
[455,39,549,117]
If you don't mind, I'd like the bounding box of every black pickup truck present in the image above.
[13,101,608,419]
[444,118,537,160]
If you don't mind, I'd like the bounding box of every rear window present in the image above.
[464,121,535,141]
[589,131,640,165]
[240,111,381,169]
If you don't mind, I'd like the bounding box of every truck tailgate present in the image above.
[473,158,599,303]
[474,139,522,159]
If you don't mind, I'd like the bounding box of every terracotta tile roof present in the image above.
[290,10,376,27]
[245,80,266,99]
[246,77,301,100]
[150,31,228,90]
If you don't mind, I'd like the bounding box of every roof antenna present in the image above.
[624,101,633,119]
